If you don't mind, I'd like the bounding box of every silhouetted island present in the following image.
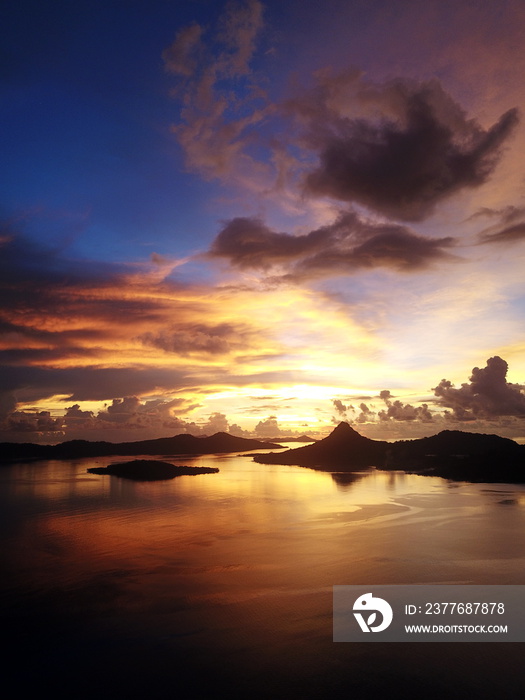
[262,435,316,443]
[87,460,219,481]
[254,422,388,468]
[0,432,283,463]
[253,422,525,484]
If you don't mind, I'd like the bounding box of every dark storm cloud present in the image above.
[298,78,519,221]
[433,356,525,420]
[209,211,456,277]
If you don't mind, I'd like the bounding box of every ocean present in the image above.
[1,445,524,699]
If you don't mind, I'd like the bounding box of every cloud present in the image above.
[433,356,525,420]
[164,0,269,186]
[209,211,456,278]
[163,23,204,77]
[0,391,17,421]
[202,411,229,434]
[217,0,264,77]
[301,78,519,221]
[254,415,281,437]
[478,222,525,245]
[7,410,64,434]
[92,396,201,432]
[355,403,373,424]
[140,322,249,356]
[164,7,520,225]
[471,205,525,246]
[3,395,208,441]
[163,0,264,83]
[0,365,190,404]
[378,399,433,423]
[0,229,281,414]
[331,398,375,425]
[102,396,142,423]
[332,398,347,415]
[467,205,525,224]
[64,404,95,429]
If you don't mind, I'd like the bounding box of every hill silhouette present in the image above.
[254,422,525,483]
[384,429,524,482]
[0,432,283,463]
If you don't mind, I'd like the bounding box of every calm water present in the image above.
[1,446,524,699]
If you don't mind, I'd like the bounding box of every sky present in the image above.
[2,0,525,443]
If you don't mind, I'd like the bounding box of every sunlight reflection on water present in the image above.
[1,448,525,698]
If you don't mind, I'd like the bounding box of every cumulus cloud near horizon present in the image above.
[327,357,525,431]
[433,356,525,420]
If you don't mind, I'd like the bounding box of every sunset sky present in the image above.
[2,0,525,442]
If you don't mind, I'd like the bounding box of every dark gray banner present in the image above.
[333,585,525,642]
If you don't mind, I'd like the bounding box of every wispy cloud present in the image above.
[468,205,525,246]
[163,0,271,189]
[478,222,525,245]
[0,229,283,410]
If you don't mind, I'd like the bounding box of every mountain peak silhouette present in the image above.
[328,421,366,439]
[254,422,525,482]
[254,421,386,469]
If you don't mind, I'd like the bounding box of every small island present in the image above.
[87,460,219,481]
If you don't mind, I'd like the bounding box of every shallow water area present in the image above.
[1,446,524,699]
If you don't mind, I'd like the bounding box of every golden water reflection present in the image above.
[2,450,525,698]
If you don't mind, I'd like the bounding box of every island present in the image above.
[261,435,316,443]
[253,422,525,484]
[87,460,219,481]
[0,432,283,463]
